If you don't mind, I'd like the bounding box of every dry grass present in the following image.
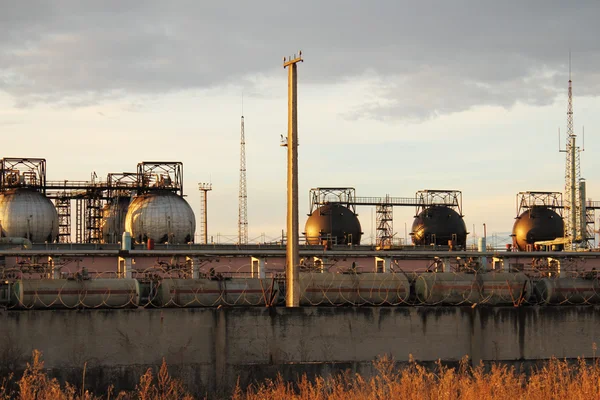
[0,350,192,400]
[2,351,600,399]
[234,355,600,400]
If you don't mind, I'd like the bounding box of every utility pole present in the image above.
[198,183,212,244]
[283,51,303,307]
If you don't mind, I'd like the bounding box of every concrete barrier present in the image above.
[0,306,598,395]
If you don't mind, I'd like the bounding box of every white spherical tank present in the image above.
[0,189,59,243]
[125,192,195,244]
[101,197,131,244]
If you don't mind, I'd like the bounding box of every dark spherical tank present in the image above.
[411,206,467,247]
[305,204,362,245]
[512,206,564,251]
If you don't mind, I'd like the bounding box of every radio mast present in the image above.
[238,109,248,245]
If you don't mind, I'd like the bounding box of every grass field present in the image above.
[3,350,599,399]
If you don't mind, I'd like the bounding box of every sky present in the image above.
[1,1,600,245]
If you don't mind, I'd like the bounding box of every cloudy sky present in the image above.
[2,1,600,245]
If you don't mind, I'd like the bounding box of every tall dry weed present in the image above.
[5,351,193,400]
[4,349,600,399]
[135,359,193,400]
[232,353,600,400]
[18,349,70,400]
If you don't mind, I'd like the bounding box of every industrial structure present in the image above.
[307,188,466,249]
[510,191,600,251]
[1,54,600,400]
[0,158,195,245]
[511,192,565,251]
[0,58,597,253]
[0,55,599,318]
[1,243,600,309]
[507,68,600,251]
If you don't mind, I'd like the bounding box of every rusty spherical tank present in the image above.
[512,206,564,251]
[125,191,196,244]
[305,204,362,245]
[0,188,58,243]
[101,197,131,244]
[411,206,467,247]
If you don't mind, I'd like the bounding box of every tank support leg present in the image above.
[492,257,503,271]
[552,258,563,277]
[375,257,391,273]
[251,257,266,278]
[503,257,514,272]
[118,256,133,279]
[312,256,326,273]
[480,256,488,272]
[478,237,488,271]
[186,257,201,279]
[441,258,451,273]
[48,256,61,279]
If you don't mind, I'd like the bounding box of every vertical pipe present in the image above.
[286,62,300,307]
[579,180,586,244]
[203,190,208,245]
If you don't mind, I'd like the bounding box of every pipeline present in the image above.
[1,271,599,310]
[0,237,32,249]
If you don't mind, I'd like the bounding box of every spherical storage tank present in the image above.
[411,206,467,247]
[101,197,131,244]
[0,189,58,243]
[305,204,362,245]
[512,206,564,251]
[125,192,196,244]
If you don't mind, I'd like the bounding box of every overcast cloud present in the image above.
[2,1,600,119]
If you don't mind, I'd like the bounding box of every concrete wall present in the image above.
[0,306,598,396]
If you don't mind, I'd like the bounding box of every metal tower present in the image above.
[198,182,212,244]
[238,115,248,244]
[561,61,582,249]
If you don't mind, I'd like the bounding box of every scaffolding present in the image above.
[309,187,356,214]
[415,190,462,217]
[55,194,71,243]
[85,192,103,243]
[0,158,46,193]
[75,199,84,243]
[136,162,183,196]
[516,192,563,216]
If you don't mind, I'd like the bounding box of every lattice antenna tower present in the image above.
[238,98,248,244]
[561,53,582,248]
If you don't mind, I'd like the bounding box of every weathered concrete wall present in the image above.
[0,306,598,396]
